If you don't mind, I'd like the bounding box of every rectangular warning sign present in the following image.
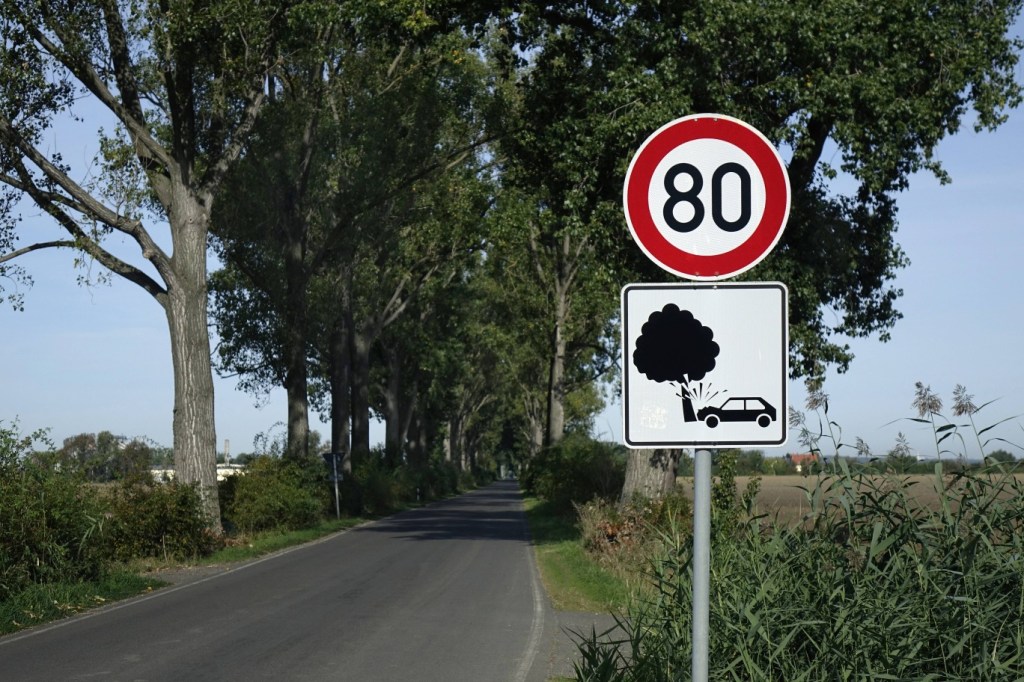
[621,282,788,448]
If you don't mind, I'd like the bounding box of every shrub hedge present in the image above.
[0,426,107,601]
[224,455,330,533]
[105,476,221,561]
[523,433,626,513]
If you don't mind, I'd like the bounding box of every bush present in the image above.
[0,425,107,601]
[577,491,692,579]
[525,434,625,513]
[226,456,330,532]
[355,455,399,515]
[105,475,220,561]
[575,461,1024,680]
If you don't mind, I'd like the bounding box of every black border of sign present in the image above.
[621,282,789,448]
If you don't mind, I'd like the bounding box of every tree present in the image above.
[0,0,309,529]
[987,449,1016,465]
[632,304,720,423]
[209,9,497,471]
[59,431,151,481]
[491,10,632,449]
[507,1,1022,500]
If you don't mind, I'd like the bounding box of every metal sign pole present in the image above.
[332,454,341,520]
[692,448,712,682]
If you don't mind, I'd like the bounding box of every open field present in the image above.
[678,473,1024,525]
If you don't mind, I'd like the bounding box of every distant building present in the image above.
[785,452,820,473]
[149,464,246,482]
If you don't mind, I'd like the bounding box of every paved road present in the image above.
[0,482,575,681]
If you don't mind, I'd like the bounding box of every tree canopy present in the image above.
[3,0,1021,501]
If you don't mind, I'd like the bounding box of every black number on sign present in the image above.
[663,163,703,233]
[711,163,751,232]
[663,162,753,233]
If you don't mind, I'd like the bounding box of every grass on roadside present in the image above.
[522,496,630,613]
[124,516,369,574]
[0,571,165,636]
[2,516,370,637]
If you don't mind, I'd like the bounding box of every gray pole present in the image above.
[332,455,341,520]
[692,448,712,681]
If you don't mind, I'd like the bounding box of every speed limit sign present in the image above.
[623,114,791,281]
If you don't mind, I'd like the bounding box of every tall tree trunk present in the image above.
[329,313,352,474]
[528,418,544,459]
[398,380,418,465]
[164,196,220,531]
[407,406,428,468]
[546,284,568,447]
[282,235,310,459]
[443,421,453,463]
[350,327,373,461]
[621,449,680,502]
[383,345,402,467]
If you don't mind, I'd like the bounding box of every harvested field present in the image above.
[677,473,1024,526]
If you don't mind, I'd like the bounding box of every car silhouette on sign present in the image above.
[697,397,776,428]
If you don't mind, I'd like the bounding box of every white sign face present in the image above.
[623,114,791,281]
[621,282,788,448]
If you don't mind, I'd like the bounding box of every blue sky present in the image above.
[3,38,1024,460]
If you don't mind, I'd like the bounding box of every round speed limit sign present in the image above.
[623,114,791,281]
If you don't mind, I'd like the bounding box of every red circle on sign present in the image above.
[623,114,790,280]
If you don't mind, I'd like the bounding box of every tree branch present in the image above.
[0,239,77,265]
[24,14,174,174]
[1,146,166,300]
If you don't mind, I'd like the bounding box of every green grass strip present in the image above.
[200,517,367,565]
[522,496,629,613]
[0,571,165,636]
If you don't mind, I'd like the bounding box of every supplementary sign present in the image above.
[621,282,788,447]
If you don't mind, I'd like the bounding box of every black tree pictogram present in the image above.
[633,304,719,422]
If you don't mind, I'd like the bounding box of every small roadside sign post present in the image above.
[621,113,791,682]
[322,452,343,519]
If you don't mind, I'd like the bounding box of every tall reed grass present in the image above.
[574,385,1024,680]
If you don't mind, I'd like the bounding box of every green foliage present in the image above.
[711,450,762,537]
[524,434,626,514]
[225,456,330,533]
[524,498,631,613]
[0,424,107,601]
[58,432,153,482]
[577,492,692,581]
[353,455,400,516]
[1,570,163,636]
[574,461,1024,680]
[104,476,221,561]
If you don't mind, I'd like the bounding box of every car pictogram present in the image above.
[697,397,776,429]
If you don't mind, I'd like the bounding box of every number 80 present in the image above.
[663,162,752,233]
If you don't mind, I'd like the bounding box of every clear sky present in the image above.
[3,33,1024,461]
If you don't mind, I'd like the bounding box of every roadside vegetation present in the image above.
[0,421,489,636]
[521,386,1024,680]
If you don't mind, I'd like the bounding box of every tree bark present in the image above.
[328,312,352,474]
[383,345,402,467]
[350,327,373,461]
[164,196,221,531]
[621,448,680,502]
[282,226,310,459]
[546,283,568,447]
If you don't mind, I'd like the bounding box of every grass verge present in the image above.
[2,516,370,637]
[1,571,165,636]
[203,517,367,565]
[522,496,629,613]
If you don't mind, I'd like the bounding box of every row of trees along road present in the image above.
[2,1,1021,527]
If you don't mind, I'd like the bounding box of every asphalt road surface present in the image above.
[0,482,565,681]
